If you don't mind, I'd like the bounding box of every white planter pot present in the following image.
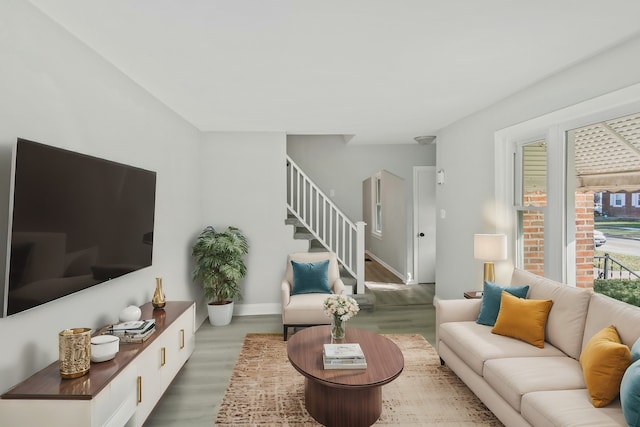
[207,301,234,326]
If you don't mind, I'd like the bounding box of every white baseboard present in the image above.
[233,303,281,316]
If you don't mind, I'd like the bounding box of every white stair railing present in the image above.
[286,156,366,294]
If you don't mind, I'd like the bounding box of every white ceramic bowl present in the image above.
[91,335,120,363]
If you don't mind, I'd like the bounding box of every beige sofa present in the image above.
[435,268,640,427]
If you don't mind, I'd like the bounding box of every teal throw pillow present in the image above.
[291,260,332,295]
[631,338,640,364]
[621,359,640,427]
[476,281,530,326]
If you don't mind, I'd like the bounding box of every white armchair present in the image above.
[281,252,345,340]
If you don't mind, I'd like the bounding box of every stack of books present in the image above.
[107,319,156,343]
[323,343,367,369]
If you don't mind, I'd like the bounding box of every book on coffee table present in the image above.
[323,343,365,359]
[323,343,366,369]
[323,354,367,369]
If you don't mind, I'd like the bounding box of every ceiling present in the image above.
[27,0,640,145]
[574,112,640,192]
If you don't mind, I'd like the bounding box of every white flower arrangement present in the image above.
[323,294,360,321]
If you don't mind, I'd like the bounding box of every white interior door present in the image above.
[415,167,436,283]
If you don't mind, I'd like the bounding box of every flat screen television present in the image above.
[1,138,156,317]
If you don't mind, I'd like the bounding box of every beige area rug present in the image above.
[215,333,503,426]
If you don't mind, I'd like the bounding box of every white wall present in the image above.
[200,132,306,315]
[0,0,202,393]
[287,135,435,279]
[436,33,640,300]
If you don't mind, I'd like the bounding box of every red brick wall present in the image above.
[521,191,594,288]
[575,192,595,288]
[522,193,545,277]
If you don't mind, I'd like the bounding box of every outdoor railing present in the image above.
[594,253,640,280]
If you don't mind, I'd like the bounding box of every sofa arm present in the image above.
[435,297,482,324]
[281,280,292,308]
[332,278,345,296]
[434,297,482,353]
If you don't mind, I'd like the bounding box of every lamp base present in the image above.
[483,262,495,283]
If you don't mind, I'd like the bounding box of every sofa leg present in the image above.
[283,325,288,341]
[440,357,445,366]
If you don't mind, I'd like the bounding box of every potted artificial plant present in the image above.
[192,225,248,326]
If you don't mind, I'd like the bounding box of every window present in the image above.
[515,141,547,276]
[373,174,382,236]
[633,193,640,207]
[610,193,626,207]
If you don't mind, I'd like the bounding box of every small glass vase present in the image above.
[331,315,346,340]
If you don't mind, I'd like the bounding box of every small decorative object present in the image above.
[90,335,120,362]
[323,294,360,340]
[59,327,92,379]
[119,305,142,322]
[152,277,166,309]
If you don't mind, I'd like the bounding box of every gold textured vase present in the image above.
[152,277,166,309]
[59,328,91,379]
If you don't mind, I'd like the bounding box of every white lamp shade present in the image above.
[474,234,508,261]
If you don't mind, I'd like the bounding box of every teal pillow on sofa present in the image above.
[621,359,640,427]
[290,260,332,295]
[476,281,530,326]
[631,337,640,364]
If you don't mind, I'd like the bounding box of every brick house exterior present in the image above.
[601,191,640,218]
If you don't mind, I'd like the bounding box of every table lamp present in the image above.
[474,234,507,284]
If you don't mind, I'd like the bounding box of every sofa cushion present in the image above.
[290,260,332,295]
[583,293,640,350]
[492,291,553,348]
[621,359,640,426]
[511,268,592,360]
[484,356,585,412]
[283,293,333,324]
[476,280,529,326]
[521,389,625,427]
[438,321,565,376]
[580,325,631,408]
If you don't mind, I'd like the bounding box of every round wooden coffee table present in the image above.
[287,326,404,427]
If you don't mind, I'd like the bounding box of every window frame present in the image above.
[610,193,626,207]
[372,173,382,237]
[495,83,640,285]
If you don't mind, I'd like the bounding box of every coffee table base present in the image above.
[305,378,382,427]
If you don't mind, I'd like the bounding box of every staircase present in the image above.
[285,156,371,306]
[285,214,357,292]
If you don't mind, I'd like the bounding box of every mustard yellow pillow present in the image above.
[491,291,553,348]
[580,325,631,408]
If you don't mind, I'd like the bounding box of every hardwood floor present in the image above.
[364,255,404,283]
[145,268,435,426]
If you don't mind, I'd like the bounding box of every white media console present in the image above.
[0,301,195,427]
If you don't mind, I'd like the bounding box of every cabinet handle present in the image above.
[137,376,142,404]
[161,347,166,366]
[180,329,185,349]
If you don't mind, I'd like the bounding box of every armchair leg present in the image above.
[283,325,288,341]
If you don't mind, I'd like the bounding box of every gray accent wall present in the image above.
[0,0,202,394]
[287,135,435,281]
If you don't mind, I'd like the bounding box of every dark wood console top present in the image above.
[1,301,194,400]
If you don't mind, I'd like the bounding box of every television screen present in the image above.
[2,138,156,316]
